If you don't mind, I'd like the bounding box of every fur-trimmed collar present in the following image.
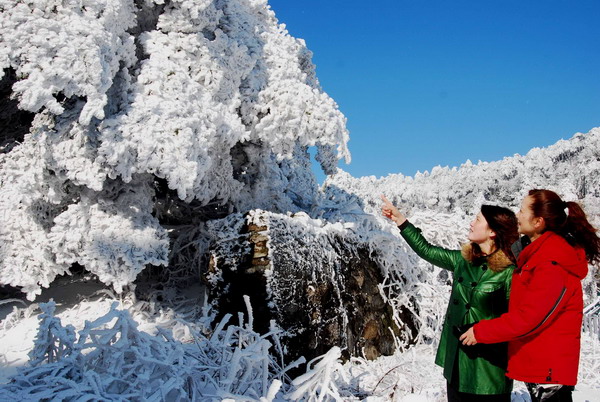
[461,243,514,273]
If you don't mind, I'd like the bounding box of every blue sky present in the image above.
[268,0,600,179]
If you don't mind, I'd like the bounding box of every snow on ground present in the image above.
[1,276,599,401]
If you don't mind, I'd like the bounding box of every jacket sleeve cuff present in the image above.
[397,220,410,231]
[473,321,492,344]
[473,323,483,343]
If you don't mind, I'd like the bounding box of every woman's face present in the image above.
[468,212,494,244]
[517,195,540,237]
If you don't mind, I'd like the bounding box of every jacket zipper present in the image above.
[517,286,567,338]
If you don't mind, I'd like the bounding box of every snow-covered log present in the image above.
[205,210,420,365]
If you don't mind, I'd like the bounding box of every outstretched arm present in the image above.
[381,194,461,271]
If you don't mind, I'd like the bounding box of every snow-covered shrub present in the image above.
[0,299,302,401]
[286,347,350,401]
[27,302,77,366]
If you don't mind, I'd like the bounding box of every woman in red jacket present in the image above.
[459,189,600,402]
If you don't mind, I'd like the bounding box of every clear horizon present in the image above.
[269,0,600,180]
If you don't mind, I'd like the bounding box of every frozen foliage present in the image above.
[1,0,600,399]
[0,299,306,401]
[0,0,349,299]
[286,347,348,401]
[0,161,169,298]
[0,0,137,123]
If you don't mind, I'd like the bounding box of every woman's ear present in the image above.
[489,230,496,239]
[534,217,545,232]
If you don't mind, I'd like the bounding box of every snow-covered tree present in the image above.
[325,128,600,221]
[0,0,349,299]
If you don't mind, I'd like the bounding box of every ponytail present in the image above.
[528,189,600,264]
[564,201,600,264]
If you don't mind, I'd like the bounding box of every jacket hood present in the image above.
[461,243,514,273]
[517,231,588,280]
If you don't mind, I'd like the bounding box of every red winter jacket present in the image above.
[474,231,588,385]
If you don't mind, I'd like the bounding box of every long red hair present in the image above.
[528,189,600,264]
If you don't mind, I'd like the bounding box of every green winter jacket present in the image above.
[400,222,514,395]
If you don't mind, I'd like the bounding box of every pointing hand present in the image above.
[380,194,407,226]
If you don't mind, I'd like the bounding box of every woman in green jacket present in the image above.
[381,195,518,402]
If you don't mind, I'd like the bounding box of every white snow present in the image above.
[1,284,598,400]
[1,0,599,399]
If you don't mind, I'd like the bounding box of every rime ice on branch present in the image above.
[0,0,349,299]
